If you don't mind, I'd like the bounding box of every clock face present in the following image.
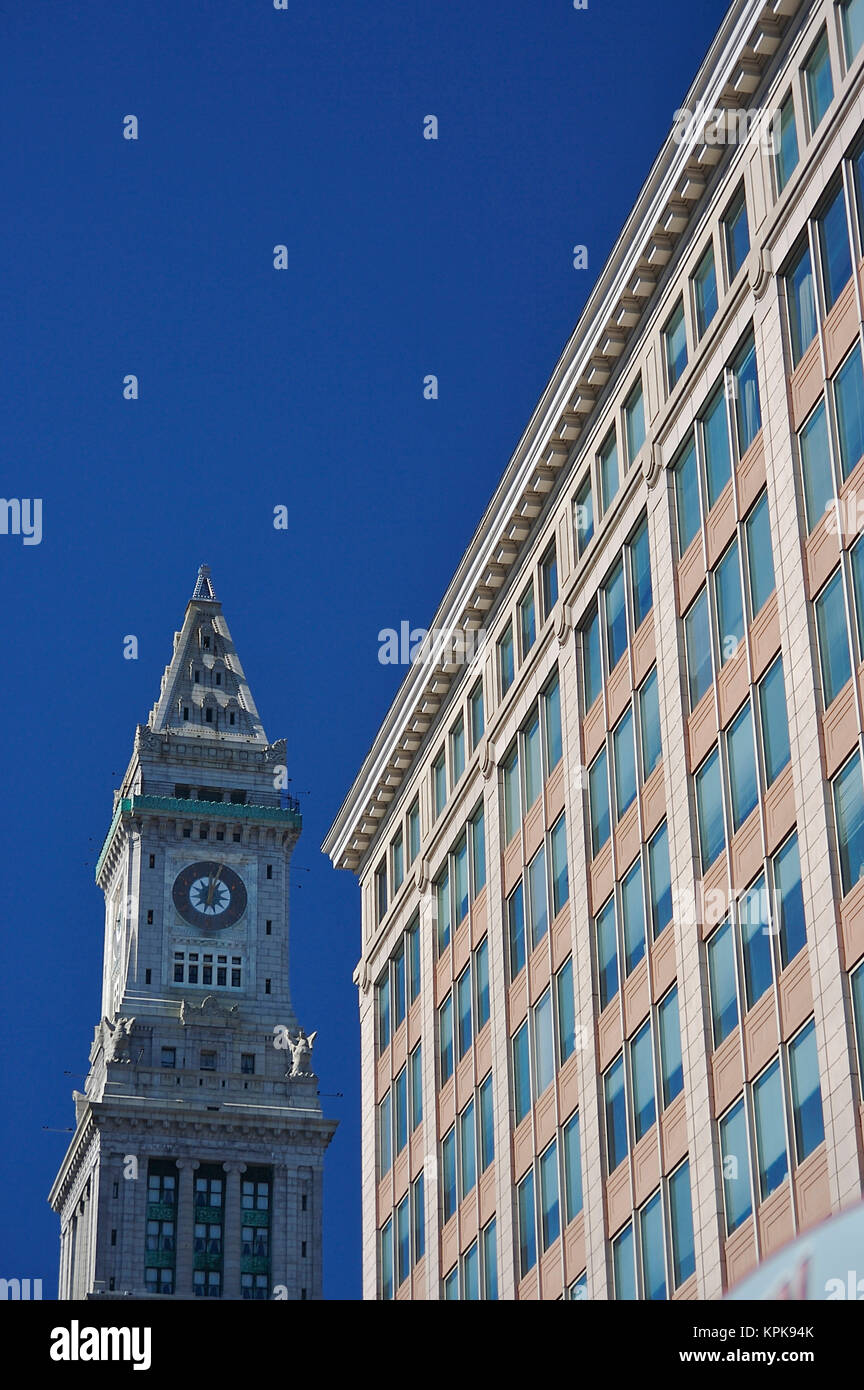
[172,861,247,931]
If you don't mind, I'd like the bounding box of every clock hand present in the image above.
[206,865,226,910]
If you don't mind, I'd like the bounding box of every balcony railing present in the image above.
[137,780,300,814]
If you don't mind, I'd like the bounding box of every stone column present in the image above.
[221,1162,247,1299]
[174,1159,199,1298]
[270,1163,288,1297]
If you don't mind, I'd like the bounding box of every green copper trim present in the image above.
[95,796,301,882]
[194,1204,224,1224]
[240,1256,270,1275]
[147,1202,175,1222]
[241,1208,269,1227]
[193,1252,223,1271]
[144,1250,175,1269]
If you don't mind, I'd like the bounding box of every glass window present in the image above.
[393,947,406,1028]
[379,1092,392,1176]
[625,378,646,464]
[852,537,864,652]
[621,858,646,975]
[665,299,688,390]
[732,333,761,457]
[557,958,575,1063]
[539,1141,561,1250]
[394,1067,408,1154]
[582,607,603,708]
[648,821,673,938]
[753,1060,789,1200]
[685,589,712,708]
[715,540,745,665]
[605,1055,629,1170]
[818,185,851,312]
[720,1099,752,1233]
[727,702,758,831]
[517,1169,537,1277]
[375,860,387,924]
[534,989,555,1095]
[541,542,558,619]
[408,915,421,1001]
[410,1044,423,1129]
[669,1162,696,1287]
[745,492,775,616]
[544,672,562,772]
[377,970,391,1052]
[460,1100,476,1198]
[575,475,594,557]
[563,1111,583,1221]
[380,1219,393,1300]
[639,668,662,778]
[841,0,864,62]
[693,242,718,339]
[519,584,536,658]
[640,1192,667,1301]
[789,1019,825,1162]
[773,834,806,968]
[613,709,637,821]
[513,1021,531,1123]
[439,995,453,1082]
[443,1267,458,1299]
[724,188,750,282]
[674,435,701,554]
[599,429,619,512]
[508,881,526,979]
[449,720,465,790]
[631,1020,656,1141]
[702,387,732,508]
[470,680,484,749]
[805,30,834,133]
[786,241,817,367]
[551,813,570,915]
[442,1129,457,1222]
[392,830,404,893]
[630,517,653,628]
[799,400,834,531]
[479,1074,494,1171]
[433,751,447,819]
[462,1242,479,1300]
[815,570,852,705]
[774,92,799,193]
[524,712,542,811]
[475,937,490,1030]
[695,747,726,870]
[471,802,486,896]
[659,987,683,1107]
[853,964,864,1076]
[503,747,520,843]
[483,1220,497,1300]
[588,748,611,856]
[527,845,549,951]
[408,799,420,862]
[596,896,619,1010]
[834,344,864,481]
[834,753,864,896]
[456,968,472,1059]
[612,1223,637,1300]
[739,874,773,1009]
[711,917,738,1045]
[758,658,790,786]
[499,622,514,696]
[604,559,627,670]
[436,868,451,952]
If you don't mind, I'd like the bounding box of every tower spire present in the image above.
[192,563,216,601]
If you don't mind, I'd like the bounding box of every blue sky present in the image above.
[0,0,728,1299]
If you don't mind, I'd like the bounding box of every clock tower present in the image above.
[49,566,337,1300]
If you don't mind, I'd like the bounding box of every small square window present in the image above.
[201,1051,217,1071]
[161,1047,176,1068]
[241,1054,255,1075]
[183,827,192,839]
[233,829,242,842]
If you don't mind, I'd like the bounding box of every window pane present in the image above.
[460,1100,476,1198]
[815,570,852,705]
[433,753,446,818]
[470,681,484,748]
[842,0,864,61]
[708,918,738,1048]
[631,1020,656,1141]
[600,430,619,511]
[640,1192,667,1301]
[787,241,817,366]
[834,344,864,481]
[575,476,594,556]
[612,1223,637,1300]
[410,1045,423,1129]
[685,589,712,708]
[394,1067,408,1152]
[733,334,761,456]
[774,93,799,193]
[739,875,773,1009]
[715,540,744,665]
[499,623,514,695]
[471,804,486,896]
[758,658,790,785]
[517,1169,537,1277]
[556,958,575,1063]
[475,938,490,1030]
[774,834,806,968]
[605,560,627,670]
[659,987,683,1107]
[442,1130,457,1221]
[551,814,570,915]
[396,1195,410,1285]
[665,300,687,389]
[454,837,468,924]
[695,748,726,870]
[725,189,750,281]
[819,185,851,311]
[519,585,536,657]
[625,379,646,463]
[621,858,646,975]
[377,971,391,1052]
[436,869,451,952]
[563,1112,583,1220]
[789,1020,825,1162]
[835,752,864,895]
[727,702,758,831]
[451,717,465,784]
[408,916,421,1001]
[539,1141,561,1250]
[527,845,548,951]
[534,989,555,1095]
[513,1022,531,1123]
[674,435,700,553]
[630,518,653,628]
[852,537,864,653]
[462,1242,479,1300]
[483,1220,497,1300]
[702,387,732,508]
[379,1092,392,1175]
[544,672,562,771]
[542,543,558,617]
[720,1099,752,1233]
[439,996,453,1081]
[669,1162,696,1287]
[613,709,637,820]
[380,1220,393,1300]
[807,30,834,127]
[457,968,472,1058]
[753,1060,789,1200]
[596,896,619,1010]
[853,965,864,1078]
[503,750,520,842]
[479,1073,494,1170]
[639,668,662,777]
[648,822,673,938]
[588,748,611,856]
[745,492,775,615]
[800,400,834,532]
[693,243,717,338]
[524,712,542,810]
[604,1055,629,1170]
[508,881,526,979]
[408,801,420,862]
[583,607,602,708]
[443,1267,458,1299]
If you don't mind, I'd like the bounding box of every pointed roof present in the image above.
[147,566,268,741]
